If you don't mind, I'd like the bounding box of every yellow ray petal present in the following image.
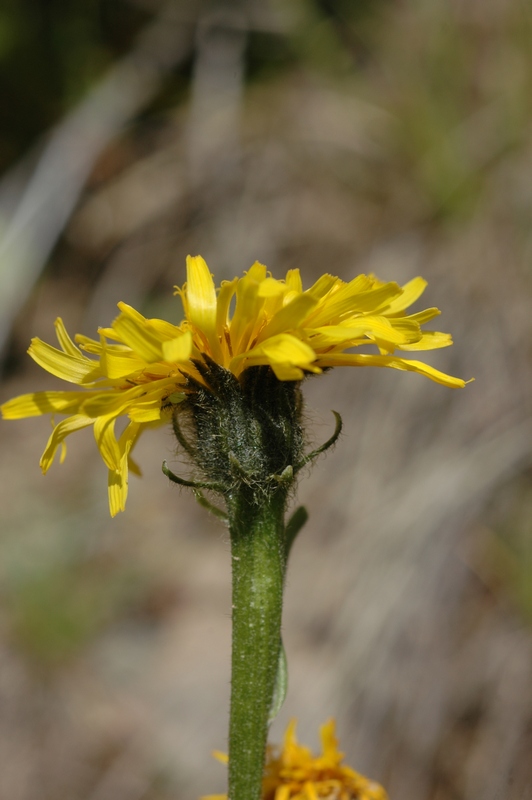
[112,304,164,363]
[398,331,453,350]
[306,273,341,300]
[29,339,100,384]
[80,378,174,419]
[231,334,318,376]
[256,294,319,343]
[1,390,93,419]
[94,415,121,470]
[107,421,142,516]
[108,463,127,517]
[308,315,414,350]
[306,328,368,350]
[127,399,165,422]
[76,333,109,352]
[246,260,268,282]
[54,318,82,356]
[385,277,427,315]
[148,318,185,340]
[229,270,265,355]
[315,353,467,388]
[100,348,147,380]
[269,363,307,380]
[216,278,238,332]
[403,307,441,325]
[257,276,287,298]
[40,414,94,472]
[120,419,143,455]
[161,330,193,362]
[186,255,221,359]
[97,325,123,342]
[320,719,342,763]
[346,282,403,314]
[309,281,402,326]
[284,719,299,748]
[384,317,422,339]
[286,268,303,294]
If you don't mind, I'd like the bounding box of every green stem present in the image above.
[227,486,287,800]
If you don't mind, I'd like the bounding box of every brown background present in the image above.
[1,1,532,798]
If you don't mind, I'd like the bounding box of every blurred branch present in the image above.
[186,7,247,191]
[0,0,198,357]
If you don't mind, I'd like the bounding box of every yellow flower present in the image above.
[203,718,388,800]
[1,255,467,516]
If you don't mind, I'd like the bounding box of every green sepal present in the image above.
[285,505,309,560]
[272,465,294,484]
[193,490,228,522]
[268,638,288,724]
[162,460,226,494]
[294,410,342,474]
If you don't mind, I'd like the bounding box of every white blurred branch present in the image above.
[0,0,196,355]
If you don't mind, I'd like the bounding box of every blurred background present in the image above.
[1,0,532,798]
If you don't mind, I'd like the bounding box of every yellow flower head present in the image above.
[203,718,388,800]
[1,255,466,516]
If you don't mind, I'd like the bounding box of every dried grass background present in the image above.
[1,1,532,799]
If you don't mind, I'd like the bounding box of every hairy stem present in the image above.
[227,486,287,800]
